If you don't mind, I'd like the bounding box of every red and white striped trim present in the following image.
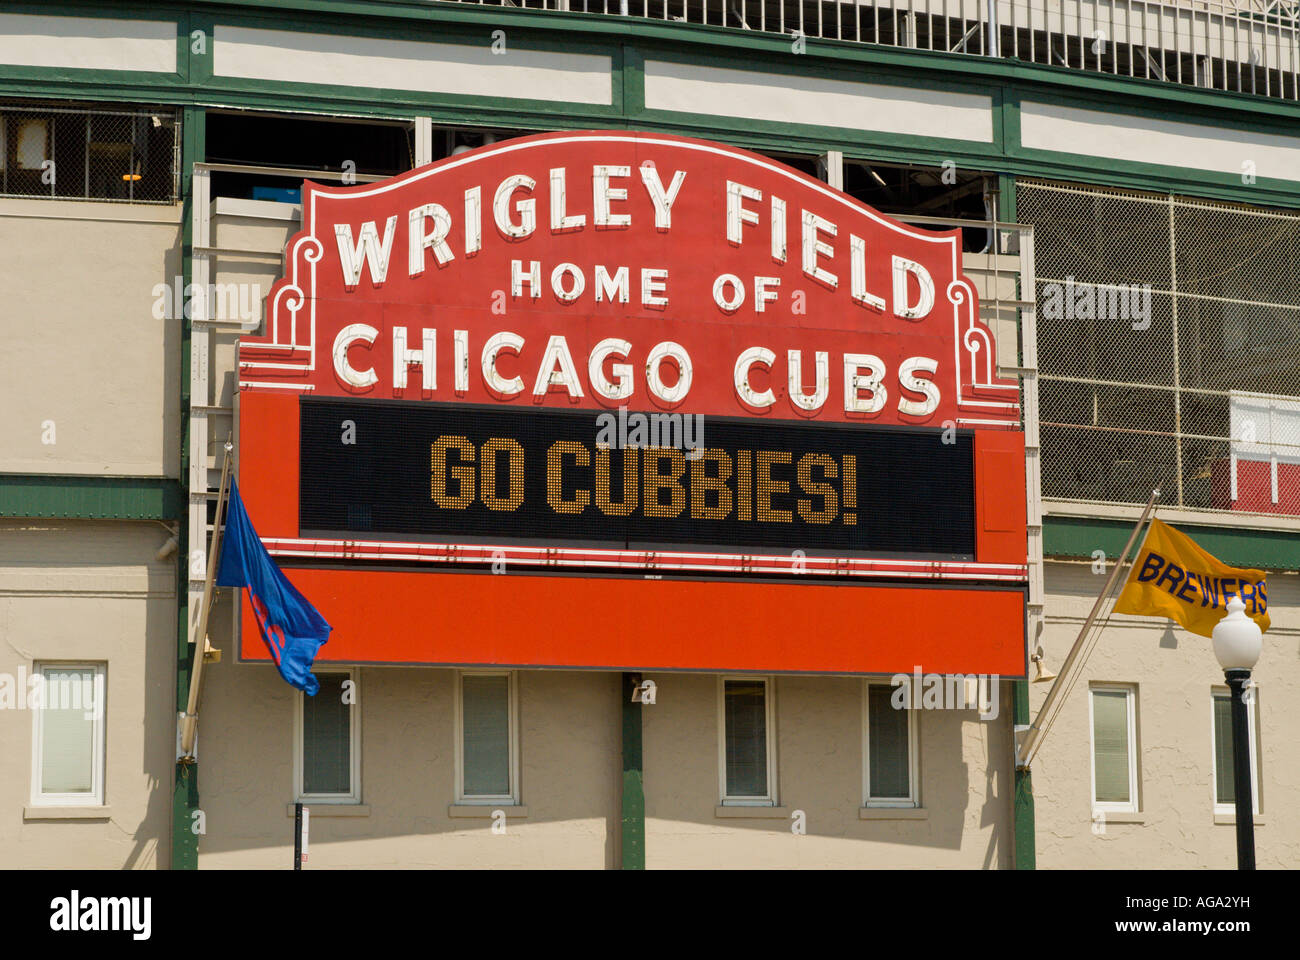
[263,537,1028,581]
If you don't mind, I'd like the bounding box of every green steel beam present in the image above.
[1001,172,1035,872]
[1012,680,1036,870]
[10,1,1300,207]
[1044,516,1300,573]
[621,673,646,870]
[172,104,205,873]
[0,475,182,520]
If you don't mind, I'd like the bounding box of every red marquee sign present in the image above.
[235,131,1028,676]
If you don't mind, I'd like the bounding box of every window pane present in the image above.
[40,668,95,794]
[1092,691,1131,803]
[303,673,350,795]
[17,118,47,169]
[724,680,768,797]
[1213,695,1235,805]
[869,684,910,799]
[463,675,510,797]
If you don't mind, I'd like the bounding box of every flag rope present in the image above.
[179,441,233,760]
[1017,488,1160,770]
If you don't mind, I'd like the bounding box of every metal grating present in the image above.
[441,0,1300,100]
[1019,178,1300,515]
[0,103,180,204]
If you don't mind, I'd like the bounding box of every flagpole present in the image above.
[1017,488,1160,771]
[179,441,233,759]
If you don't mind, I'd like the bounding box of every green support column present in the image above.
[1013,680,1036,870]
[621,673,646,870]
[1000,170,1036,871]
[171,105,205,871]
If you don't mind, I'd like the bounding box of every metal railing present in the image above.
[447,0,1300,99]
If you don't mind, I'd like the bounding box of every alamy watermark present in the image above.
[1041,276,1152,330]
[50,891,150,940]
[595,406,705,460]
[889,667,1001,720]
[0,668,99,717]
[151,277,261,322]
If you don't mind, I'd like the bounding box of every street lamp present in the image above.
[1211,596,1262,871]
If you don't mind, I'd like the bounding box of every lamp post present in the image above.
[1211,596,1262,871]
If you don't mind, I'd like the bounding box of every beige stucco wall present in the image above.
[642,672,1015,868]
[193,656,1016,868]
[0,520,177,869]
[195,598,622,868]
[0,198,182,477]
[1031,560,1300,868]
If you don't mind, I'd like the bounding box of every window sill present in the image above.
[715,805,790,819]
[448,805,528,818]
[1093,810,1145,823]
[1213,813,1264,826]
[860,807,927,820]
[24,806,111,821]
[285,804,370,817]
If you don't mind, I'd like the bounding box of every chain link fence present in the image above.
[1018,178,1300,515]
[0,103,180,203]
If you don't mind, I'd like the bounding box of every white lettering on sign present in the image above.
[392,326,436,392]
[327,168,940,327]
[639,165,687,230]
[408,203,454,275]
[801,210,838,290]
[593,165,632,228]
[892,256,936,320]
[298,154,989,422]
[589,338,634,401]
[494,174,537,239]
[333,324,379,388]
[335,217,397,289]
[328,322,943,416]
[482,331,525,396]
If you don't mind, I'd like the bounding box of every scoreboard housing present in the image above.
[234,131,1029,677]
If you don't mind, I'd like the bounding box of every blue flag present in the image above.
[217,480,332,695]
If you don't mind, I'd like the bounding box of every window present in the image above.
[295,670,360,803]
[718,676,777,805]
[1212,688,1261,815]
[455,671,518,804]
[0,103,179,202]
[31,664,105,807]
[1089,685,1139,813]
[864,681,919,807]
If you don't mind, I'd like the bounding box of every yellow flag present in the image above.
[1114,518,1269,637]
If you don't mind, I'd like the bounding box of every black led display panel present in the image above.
[299,397,976,559]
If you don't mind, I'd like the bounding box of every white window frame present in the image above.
[30,662,106,807]
[862,679,921,808]
[1088,683,1139,815]
[294,667,361,804]
[454,670,520,805]
[1211,685,1261,816]
[717,675,778,806]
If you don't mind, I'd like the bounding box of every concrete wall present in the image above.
[0,520,176,869]
[196,597,622,868]
[192,654,1016,867]
[1031,560,1300,868]
[643,672,1014,868]
[0,198,182,477]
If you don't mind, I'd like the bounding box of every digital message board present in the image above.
[234,131,1029,675]
[298,397,975,558]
